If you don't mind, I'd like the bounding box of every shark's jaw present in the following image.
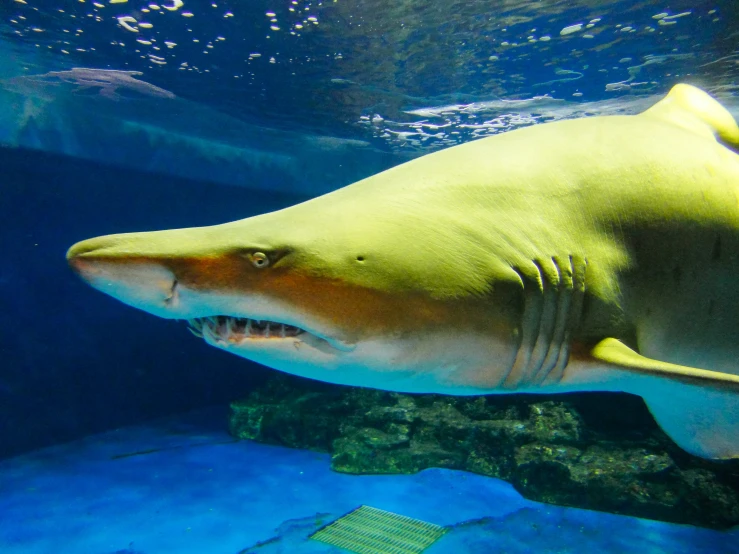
[185,312,356,356]
[182,310,383,389]
[190,310,515,394]
[190,316,305,343]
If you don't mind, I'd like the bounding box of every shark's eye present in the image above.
[250,252,270,268]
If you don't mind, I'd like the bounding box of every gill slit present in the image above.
[503,255,587,390]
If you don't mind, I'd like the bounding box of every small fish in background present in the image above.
[1,67,176,102]
[67,84,739,461]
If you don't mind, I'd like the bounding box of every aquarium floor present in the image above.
[0,409,736,554]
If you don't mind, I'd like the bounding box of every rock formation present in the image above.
[230,374,739,529]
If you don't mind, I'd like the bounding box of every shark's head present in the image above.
[67,181,524,394]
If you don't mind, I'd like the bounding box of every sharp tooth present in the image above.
[189,319,203,331]
[265,322,271,338]
[246,319,252,335]
[280,324,286,338]
[187,327,203,338]
[227,317,235,336]
[202,320,217,343]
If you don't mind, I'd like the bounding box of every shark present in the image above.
[67,84,739,460]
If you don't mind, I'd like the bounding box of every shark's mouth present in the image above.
[187,316,306,343]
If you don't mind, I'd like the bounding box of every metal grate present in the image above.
[310,505,447,554]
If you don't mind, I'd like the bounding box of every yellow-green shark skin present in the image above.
[67,84,739,460]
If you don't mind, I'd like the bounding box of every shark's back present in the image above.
[300,85,739,377]
[342,84,739,459]
[346,86,739,357]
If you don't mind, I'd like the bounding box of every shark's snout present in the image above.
[66,236,105,260]
[67,234,135,274]
[66,237,107,278]
[67,235,180,317]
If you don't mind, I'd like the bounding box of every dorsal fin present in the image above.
[641,83,739,150]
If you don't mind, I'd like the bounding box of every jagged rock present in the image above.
[229,374,739,529]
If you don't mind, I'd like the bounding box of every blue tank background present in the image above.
[0,147,315,457]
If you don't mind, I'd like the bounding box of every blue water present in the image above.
[1,1,736,192]
[0,0,737,551]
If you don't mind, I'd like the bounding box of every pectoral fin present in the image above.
[591,338,739,389]
[590,338,739,459]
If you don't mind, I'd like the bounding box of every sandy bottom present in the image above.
[0,408,736,554]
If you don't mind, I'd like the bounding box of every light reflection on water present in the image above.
[0,0,736,173]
